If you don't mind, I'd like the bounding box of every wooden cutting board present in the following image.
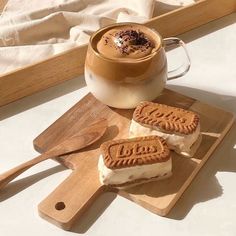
[33,89,234,230]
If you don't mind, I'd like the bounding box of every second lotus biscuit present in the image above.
[98,136,172,188]
[129,101,202,157]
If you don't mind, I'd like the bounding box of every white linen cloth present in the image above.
[0,0,196,75]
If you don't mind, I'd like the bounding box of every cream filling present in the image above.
[129,119,201,156]
[98,154,172,185]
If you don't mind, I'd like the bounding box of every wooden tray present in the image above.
[1,0,236,107]
[33,89,234,230]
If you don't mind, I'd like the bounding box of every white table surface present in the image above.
[1,13,236,236]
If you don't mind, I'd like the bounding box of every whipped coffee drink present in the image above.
[85,23,190,108]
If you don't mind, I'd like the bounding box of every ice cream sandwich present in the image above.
[98,136,172,188]
[129,101,201,157]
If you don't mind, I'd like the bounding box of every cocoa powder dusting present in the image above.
[113,29,153,55]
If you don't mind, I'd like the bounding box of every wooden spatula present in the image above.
[0,118,107,190]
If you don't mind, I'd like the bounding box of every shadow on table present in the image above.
[165,85,236,220]
[0,165,66,201]
[168,122,236,220]
[167,84,236,114]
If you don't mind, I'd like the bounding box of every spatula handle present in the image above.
[38,169,104,230]
[0,153,50,190]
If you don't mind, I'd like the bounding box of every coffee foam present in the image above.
[92,24,161,60]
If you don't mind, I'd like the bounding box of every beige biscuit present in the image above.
[133,101,200,135]
[100,136,170,169]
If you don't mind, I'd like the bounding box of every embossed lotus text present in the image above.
[116,143,158,158]
[133,102,199,134]
[147,108,187,124]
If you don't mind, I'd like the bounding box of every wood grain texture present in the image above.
[145,0,236,38]
[0,45,87,107]
[0,0,236,107]
[34,89,234,230]
[0,0,7,12]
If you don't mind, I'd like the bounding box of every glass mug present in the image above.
[85,23,190,109]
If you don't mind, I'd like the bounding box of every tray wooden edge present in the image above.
[1,0,236,107]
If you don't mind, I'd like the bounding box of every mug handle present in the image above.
[163,37,191,80]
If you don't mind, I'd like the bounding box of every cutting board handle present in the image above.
[38,168,104,230]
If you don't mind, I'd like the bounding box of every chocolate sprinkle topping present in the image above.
[114,29,154,55]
